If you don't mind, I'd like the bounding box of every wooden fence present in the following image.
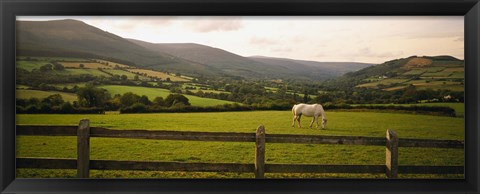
[16,119,464,178]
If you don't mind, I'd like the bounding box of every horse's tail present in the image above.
[292,105,296,115]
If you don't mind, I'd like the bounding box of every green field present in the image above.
[16,111,464,178]
[17,56,90,62]
[103,69,142,79]
[98,85,236,107]
[16,60,51,71]
[16,89,78,102]
[50,83,87,89]
[354,103,464,117]
[56,69,111,77]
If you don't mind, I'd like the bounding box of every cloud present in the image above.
[454,36,464,42]
[357,47,404,58]
[185,17,243,33]
[249,36,278,45]
[271,46,292,52]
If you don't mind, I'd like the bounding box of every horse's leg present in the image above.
[292,115,297,128]
[316,115,319,129]
[309,117,315,129]
[297,115,302,128]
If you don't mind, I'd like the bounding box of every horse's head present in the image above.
[322,118,327,129]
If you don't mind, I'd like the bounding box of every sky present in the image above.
[17,16,464,64]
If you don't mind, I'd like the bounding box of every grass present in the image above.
[128,69,190,82]
[17,111,464,139]
[356,103,464,117]
[60,62,112,69]
[402,69,425,75]
[17,56,89,62]
[16,89,78,102]
[103,69,142,80]
[98,85,236,107]
[16,111,464,178]
[16,60,50,71]
[56,69,111,77]
[425,66,446,73]
[50,83,87,89]
[95,59,131,68]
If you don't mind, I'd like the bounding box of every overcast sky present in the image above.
[17,16,464,64]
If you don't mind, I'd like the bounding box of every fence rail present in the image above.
[16,120,464,178]
[17,157,463,175]
[17,125,464,148]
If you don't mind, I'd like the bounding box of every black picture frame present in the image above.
[1,0,479,193]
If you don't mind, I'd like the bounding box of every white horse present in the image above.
[292,103,327,129]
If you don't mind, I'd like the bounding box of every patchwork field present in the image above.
[16,89,77,102]
[353,103,464,117]
[102,69,145,80]
[16,111,464,178]
[56,69,112,77]
[98,85,236,106]
[357,58,464,91]
[16,60,52,71]
[59,62,112,69]
[128,69,190,82]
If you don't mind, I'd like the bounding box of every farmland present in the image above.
[16,111,464,178]
[59,62,112,69]
[355,57,464,92]
[16,89,78,102]
[127,69,190,82]
[98,85,236,107]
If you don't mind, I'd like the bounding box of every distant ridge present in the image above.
[18,19,376,81]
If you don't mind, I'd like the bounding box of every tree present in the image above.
[120,75,128,81]
[134,75,139,81]
[76,86,110,107]
[153,97,166,107]
[42,94,64,106]
[138,95,151,105]
[303,91,309,103]
[120,92,141,107]
[52,62,65,70]
[165,94,190,107]
[39,64,53,72]
[79,64,85,68]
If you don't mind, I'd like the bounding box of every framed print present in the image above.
[1,0,479,193]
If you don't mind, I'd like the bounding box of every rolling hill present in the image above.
[17,19,375,81]
[322,55,464,91]
[16,19,208,75]
[248,56,373,80]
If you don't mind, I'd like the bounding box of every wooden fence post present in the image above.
[77,119,90,178]
[255,125,266,178]
[386,129,398,179]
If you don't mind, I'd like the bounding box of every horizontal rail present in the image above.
[17,158,464,175]
[265,164,386,173]
[16,126,77,136]
[16,158,254,172]
[16,125,464,148]
[91,127,256,142]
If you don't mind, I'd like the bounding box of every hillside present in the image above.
[17,19,375,81]
[322,55,464,91]
[249,56,373,80]
[128,39,315,80]
[16,19,208,75]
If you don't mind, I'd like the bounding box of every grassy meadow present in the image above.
[16,90,78,102]
[16,111,464,178]
[98,85,236,107]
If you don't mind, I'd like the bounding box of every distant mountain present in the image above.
[17,19,376,81]
[16,19,208,75]
[248,56,374,80]
[322,55,465,91]
[128,39,312,80]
